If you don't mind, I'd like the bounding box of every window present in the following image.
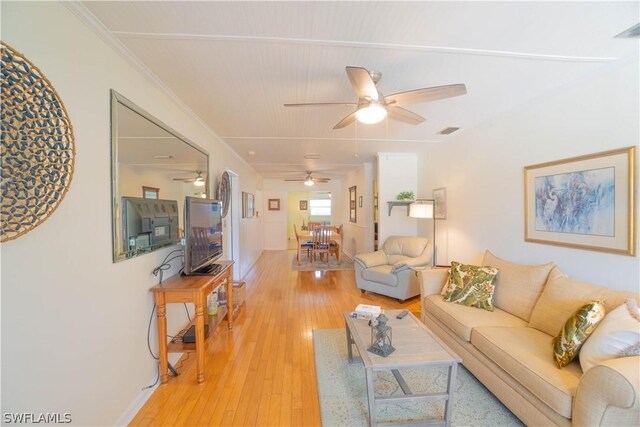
[309,198,331,216]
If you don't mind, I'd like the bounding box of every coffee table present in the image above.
[343,310,461,427]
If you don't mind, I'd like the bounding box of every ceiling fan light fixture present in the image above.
[356,102,387,124]
[194,175,205,187]
[304,177,315,186]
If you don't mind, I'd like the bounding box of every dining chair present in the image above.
[308,221,321,231]
[294,224,312,264]
[311,225,332,267]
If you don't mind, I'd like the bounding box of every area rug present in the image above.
[291,252,354,271]
[313,329,524,427]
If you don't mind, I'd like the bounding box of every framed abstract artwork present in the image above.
[524,146,635,256]
[433,187,447,219]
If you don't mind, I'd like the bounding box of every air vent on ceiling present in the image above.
[437,127,460,135]
[615,23,640,39]
[304,154,321,159]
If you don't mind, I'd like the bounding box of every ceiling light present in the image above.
[194,177,205,187]
[304,177,314,186]
[355,102,387,124]
[248,151,255,155]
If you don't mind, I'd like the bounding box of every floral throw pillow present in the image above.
[442,261,499,311]
[552,301,605,368]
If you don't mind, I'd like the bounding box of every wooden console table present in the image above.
[150,261,234,384]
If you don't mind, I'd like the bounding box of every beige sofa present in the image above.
[355,236,432,301]
[418,252,639,426]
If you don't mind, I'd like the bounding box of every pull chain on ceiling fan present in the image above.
[285,66,467,129]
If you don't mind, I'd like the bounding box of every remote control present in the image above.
[396,310,409,319]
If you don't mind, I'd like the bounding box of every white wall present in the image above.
[377,153,418,245]
[417,59,639,291]
[1,2,262,425]
[341,163,375,258]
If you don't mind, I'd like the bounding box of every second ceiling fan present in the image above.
[285,171,330,187]
[285,66,466,129]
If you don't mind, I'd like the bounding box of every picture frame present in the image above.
[433,187,446,219]
[142,186,159,200]
[242,192,255,218]
[358,195,363,208]
[349,186,357,223]
[268,198,280,211]
[524,146,635,256]
[299,200,308,210]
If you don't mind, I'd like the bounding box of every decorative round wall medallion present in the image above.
[218,171,231,218]
[1,41,76,242]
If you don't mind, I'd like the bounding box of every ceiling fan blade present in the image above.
[345,66,379,101]
[284,102,357,107]
[284,179,305,182]
[386,106,425,125]
[333,111,357,130]
[384,84,467,107]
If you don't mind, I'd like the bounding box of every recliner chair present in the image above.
[354,236,432,301]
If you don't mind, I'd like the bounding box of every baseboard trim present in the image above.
[114,353,183,426]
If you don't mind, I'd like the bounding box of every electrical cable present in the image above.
[142,363,160,390]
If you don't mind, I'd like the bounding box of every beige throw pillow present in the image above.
[529,268,637,337]
[579,298,640,372]
[482,251,555,321]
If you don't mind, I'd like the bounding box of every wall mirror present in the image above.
[111,90,209,262]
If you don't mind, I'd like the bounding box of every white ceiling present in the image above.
[83,1,638,180]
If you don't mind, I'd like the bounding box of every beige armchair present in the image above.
[354,236,432,301]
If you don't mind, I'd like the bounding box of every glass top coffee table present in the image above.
[343,310,461,427]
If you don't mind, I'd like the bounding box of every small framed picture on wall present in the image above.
[268,199,280,210]
[349,186,357,223]
[299,200,308,210]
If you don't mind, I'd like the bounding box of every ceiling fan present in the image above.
[173,170,206,187]
[285,66,467,129]
[285,171,331,187]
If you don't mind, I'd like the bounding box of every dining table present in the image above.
[296,229,343,264]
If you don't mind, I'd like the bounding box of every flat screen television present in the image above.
[183,197,223,275]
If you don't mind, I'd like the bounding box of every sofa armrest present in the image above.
[418,268,449,297]
[355,250,387,268]
[573,356,639,426]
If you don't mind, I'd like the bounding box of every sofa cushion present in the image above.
[382,236,429,258]
[580,298,640,373]
[529,267,637,337]
[553,301,605,368]
[424,294,526,342]
[443,261,498,311]
[472,326,582,418]
[482,251,555,322]
[362,265,397,287]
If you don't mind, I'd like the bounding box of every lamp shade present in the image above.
[409,202,434,219]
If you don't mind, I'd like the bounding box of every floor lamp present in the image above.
[409,199,436,267]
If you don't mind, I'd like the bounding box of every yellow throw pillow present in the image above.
[443,261,499,311]
[552,301,605,368]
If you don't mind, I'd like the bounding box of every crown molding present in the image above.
[113,31,618,64]
[61,1,256,173]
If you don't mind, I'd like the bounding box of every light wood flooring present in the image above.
[131,250,420,426]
